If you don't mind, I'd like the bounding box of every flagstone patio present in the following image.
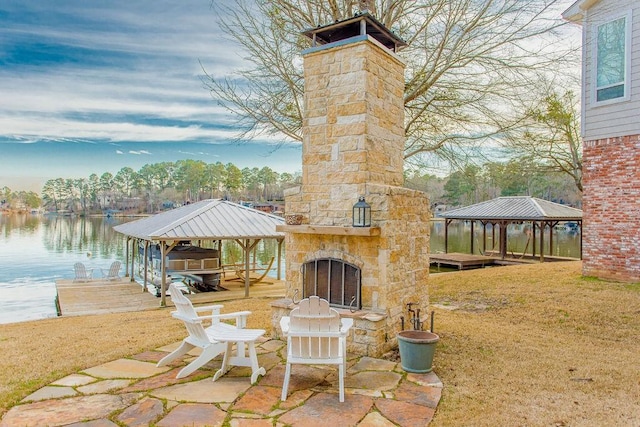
[0,338,442,427]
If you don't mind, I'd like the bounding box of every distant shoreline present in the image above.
[0,209,149,218]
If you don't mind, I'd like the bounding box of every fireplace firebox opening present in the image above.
[302,258,361,310]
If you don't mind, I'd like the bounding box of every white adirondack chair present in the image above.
[73,262,93,282]
[157,283,252,379]
[280,296,354,402]
[101,261,121,281]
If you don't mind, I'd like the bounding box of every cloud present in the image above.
[0,115,238,143]
[0,0,247,144]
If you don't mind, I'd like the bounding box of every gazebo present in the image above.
[113,199,285,306]
[440,196,583,261]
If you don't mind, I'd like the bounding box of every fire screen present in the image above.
[302,258,361,310]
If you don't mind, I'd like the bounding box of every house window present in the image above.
[595,12,631,103]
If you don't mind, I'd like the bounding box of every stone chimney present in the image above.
[273,13,431,357]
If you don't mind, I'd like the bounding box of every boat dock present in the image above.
[429,253,498,271]
[429,251,580,272]
[56,275,286,317]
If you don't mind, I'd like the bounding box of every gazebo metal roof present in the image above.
[441,196,583,222]
[113,199,285,304]
[439,196,582,262]
[113,199,285,241]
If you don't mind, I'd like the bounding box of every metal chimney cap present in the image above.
[301,12,407,52]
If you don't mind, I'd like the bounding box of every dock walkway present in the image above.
[56,275,286,317]
[429,253,497,270]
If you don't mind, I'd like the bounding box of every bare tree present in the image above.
[204,0,576,165]
[505,87,583,192]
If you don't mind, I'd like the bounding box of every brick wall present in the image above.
[582,133,640,282]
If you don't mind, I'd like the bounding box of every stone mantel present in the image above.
[275,225,381,236]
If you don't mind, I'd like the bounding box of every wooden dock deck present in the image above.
[429,253,498,270]
[56,275,286,317]
[429,252,579,271]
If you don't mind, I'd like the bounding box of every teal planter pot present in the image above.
[397,330,439,373]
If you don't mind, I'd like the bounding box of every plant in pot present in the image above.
[397,303,439,373]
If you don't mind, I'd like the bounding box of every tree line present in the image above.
[406,159,581,211]
[1,155,581,215]
[0,188,41,211]
[35,160,301,214]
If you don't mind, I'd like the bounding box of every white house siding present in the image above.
[581,0,640,141]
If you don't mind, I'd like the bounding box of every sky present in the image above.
[0,0,303,192]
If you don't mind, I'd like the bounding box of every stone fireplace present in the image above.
[272,13,431,358]
[302,258,361,309]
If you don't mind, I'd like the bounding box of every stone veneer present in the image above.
[272,35,431,358]
[582,133,640,282]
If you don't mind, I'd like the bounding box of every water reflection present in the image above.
[0,212,41,236]
[430,220,581,258]
[40,216,130,260]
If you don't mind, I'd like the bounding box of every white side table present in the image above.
[211,328,266,384]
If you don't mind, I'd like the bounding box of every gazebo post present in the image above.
[539,222,545,263]
[482,221,487,255]
[500,221,507,259]
[143,240,149,292]
[160,242,167,306]
[235,238,261,298]
[277,238,283,280]
[246,240,252,296]
[158,240,179,306]
[444,219,451,253]
[470,220,475,254]
[579,220,583,260]
[492,223,496,252]
[532,221,536,257]
[130,238,136,282]
[125,237,130,278]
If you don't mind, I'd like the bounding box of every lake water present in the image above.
[0,213,284,325]
[0,214,131,324]
[0,214,581,325]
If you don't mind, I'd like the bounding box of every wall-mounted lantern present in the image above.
[352,196,371,227]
